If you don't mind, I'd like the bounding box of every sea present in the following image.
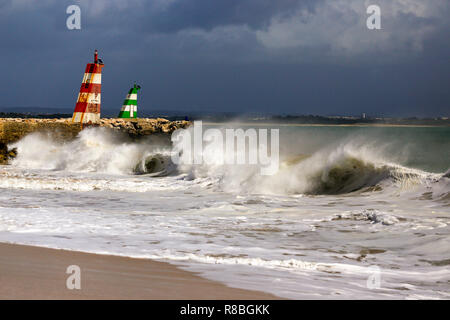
[0,123,449,299]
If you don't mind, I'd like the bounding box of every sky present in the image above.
[0,0,449,117]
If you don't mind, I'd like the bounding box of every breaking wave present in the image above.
[9,127,174,176]
[179,134,445,197]
[6,127,448,198]
[133,154,174,176]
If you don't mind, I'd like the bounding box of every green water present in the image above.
[280,126,450,173]
[208,124,450,173]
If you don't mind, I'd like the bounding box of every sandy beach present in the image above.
[0,243,279,300]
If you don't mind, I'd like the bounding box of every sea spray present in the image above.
[171,121,280,175]
[10,127,172,175]
[6,125,447,197]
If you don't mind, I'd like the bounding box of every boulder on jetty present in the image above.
[0,118,191,164]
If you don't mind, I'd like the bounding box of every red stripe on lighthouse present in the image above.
[74,102,100,113]
[79,83,101,94]
[84,63,102,74]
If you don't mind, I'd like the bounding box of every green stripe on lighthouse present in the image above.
[122,99,137,105]
[118,84,141,119]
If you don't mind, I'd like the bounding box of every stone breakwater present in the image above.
[0,118,191,164]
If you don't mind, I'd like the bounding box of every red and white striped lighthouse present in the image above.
[72,50,104,125]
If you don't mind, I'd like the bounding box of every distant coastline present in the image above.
[1,112,449,126]
[199,115,450,126]
[202,122,449,127]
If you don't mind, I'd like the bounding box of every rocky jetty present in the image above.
[0,118,191,164]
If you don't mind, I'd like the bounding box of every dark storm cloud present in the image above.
[0,0,449,117]
[137,0,318,33]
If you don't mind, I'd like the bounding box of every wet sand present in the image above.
[0,243,279,300]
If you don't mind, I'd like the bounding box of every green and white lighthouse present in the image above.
[118,84,141,118]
